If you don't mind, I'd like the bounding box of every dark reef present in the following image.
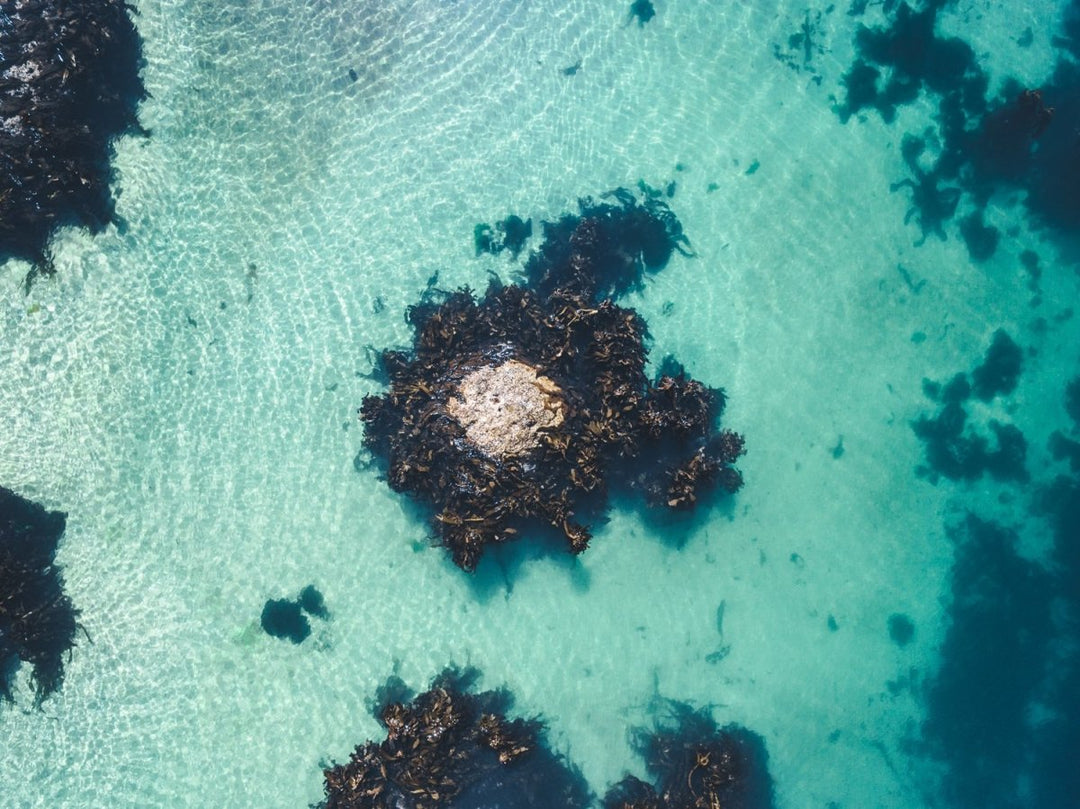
[321,668,590,809]
[0,486,80,703]
[603,702,774,809]
[359,189,744,571]
[260,584,329,644]
[0,0,146,279]
[912,330,1027,483]
[835,0,1080,257]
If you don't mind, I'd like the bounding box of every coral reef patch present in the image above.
[359,189,744,571]
[0,486,80,703]
[0,0,146,278]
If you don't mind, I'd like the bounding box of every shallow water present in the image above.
[2,1,1079,807]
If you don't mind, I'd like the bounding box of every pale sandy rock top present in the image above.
[447,359,566,458]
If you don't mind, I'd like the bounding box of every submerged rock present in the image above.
[0,486,80,703]
[445,360,566,458]
[359,189,744,571]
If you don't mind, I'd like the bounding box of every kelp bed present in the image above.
[322,668,590,809]
[0,0,145,277]
[321,669,773,809]
[360,189,745,570]
[0,486,79,703]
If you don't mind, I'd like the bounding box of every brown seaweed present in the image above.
[359,190,744,571]
[322,677,775,809]
[0,0,146,283]
[0,486,80,703]
[321,668,590,809]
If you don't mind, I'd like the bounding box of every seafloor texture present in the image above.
[1,1,1079,808]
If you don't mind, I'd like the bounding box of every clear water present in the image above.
[2,1,1078,807]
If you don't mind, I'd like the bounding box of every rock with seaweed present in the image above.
[321,668,590,809]
[0,0,146,282]
[602,702,774,809]
[359,189,743,571]
[0,486,80,703]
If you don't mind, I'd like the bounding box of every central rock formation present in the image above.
[446,359,566,458]
[359,188,745,571]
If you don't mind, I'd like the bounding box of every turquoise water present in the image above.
[2,1,1079,807]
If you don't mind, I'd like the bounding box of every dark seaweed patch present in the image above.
[0,486,79,703]
[1023,457,1080,806]
[913,402,1027,483]
[523,188,691,301]
[835,0,1080,254]
[0,0,146,281]
[773,8,832,80]
[359,189,742,572]
[260,584,329,644]
[298,584,329,620]
[917,362,1080,809]
[474,215,533,259]
[890,143,961,245]
[629,0,656,27]
[921,515,1055,809]
[321,668,590,809]
[1049,431,1080,472]
[836,2,981,125]
[971,330,1022,401]
[958,210,999,264]
[887,613,914,647]
[260,599,309,644]
[1066,376,1080,426]
[913,332,1027,483]
[603,702,775,809]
